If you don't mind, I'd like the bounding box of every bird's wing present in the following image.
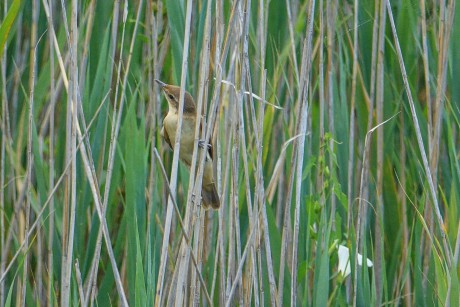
[162,125,173,150]
[207,140,213,160]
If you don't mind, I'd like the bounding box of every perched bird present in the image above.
[156,79,220,209]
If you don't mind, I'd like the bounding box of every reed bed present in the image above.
[0,0,459,306]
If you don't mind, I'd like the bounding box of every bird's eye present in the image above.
[168,94,174,100]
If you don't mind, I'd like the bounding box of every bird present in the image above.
[156,79,220,209]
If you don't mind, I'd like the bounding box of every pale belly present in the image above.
[163,112,196,166]
[162,112,215,184]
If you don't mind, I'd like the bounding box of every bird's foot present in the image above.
[198,140,211,150]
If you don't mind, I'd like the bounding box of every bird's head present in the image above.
[155,79,196,114]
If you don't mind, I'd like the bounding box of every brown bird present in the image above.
[156,79,220,209]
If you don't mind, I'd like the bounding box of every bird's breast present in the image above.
[163,111,196,165]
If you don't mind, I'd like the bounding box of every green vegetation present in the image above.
[0,0,459,306]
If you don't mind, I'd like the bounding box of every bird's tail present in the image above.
[202,182,220,209]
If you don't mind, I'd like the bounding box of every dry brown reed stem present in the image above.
[240,75,258,306]
[20,1,38,304]
[155,0,193,304]
[217,111,230,304]
[419,0,435,290]
[218,29,233,307]
[146,1,165,273]
[224,203,265,307]
[152,149,213,306]
[233,51,244,304]
[192,213,207,306]
[347,0,359,231]
[315,3,326,298]
[64,0,78,303]
[226,155,235,302]
[433,2,456,304]
[291,0,316,305]
[349,0,379,301]
[75,260,86,306]
[254,78,274,302]
[214,2,227,301]
[233,1,254,305]
[255,3,275,305]
[398,111,411,306]
[326,0,337,228]
[285,0,300,86]
[59,0,75,303]
[426,8,456,295]
[45,0,56,304]
[344,1,361,301]
[361,0,379,207]
[258,70,278,305]
[64,3,95,299]
[318,0,325,222]
[420,0,432,142]
[78,0,95,92]
[256,78,265,306]
[172,0,213,303]
[34,5,45,304]
[373,0,387,303]
[431,0,454,173]
[55,0,97,305]
[277,101,297,306]
[85,0,120,302]
[0,3,6,303]
[189,3,213,306]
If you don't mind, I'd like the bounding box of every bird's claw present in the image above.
[198,140,211,150]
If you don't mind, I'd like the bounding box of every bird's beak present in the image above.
[155,79,167,89]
